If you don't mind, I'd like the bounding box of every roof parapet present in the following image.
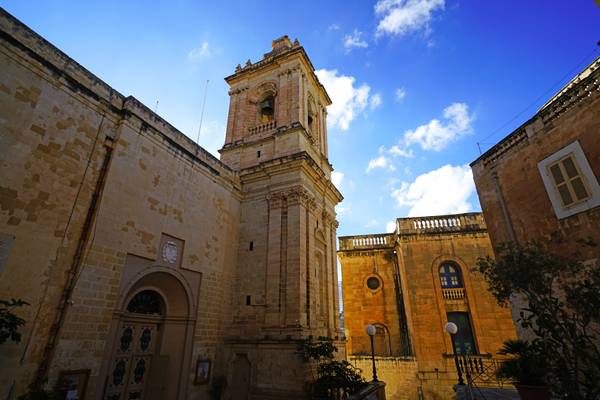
[396,212,486,235]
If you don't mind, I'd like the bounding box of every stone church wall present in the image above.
[0,10,240,399]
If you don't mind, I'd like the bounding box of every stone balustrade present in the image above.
[397,212,486,235]
[248,120,276,135]
[442,288,466,301]
[339,234,394,251]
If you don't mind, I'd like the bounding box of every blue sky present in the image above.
[3,1,599,236]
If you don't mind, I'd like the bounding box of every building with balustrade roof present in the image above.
[338,212,517,400]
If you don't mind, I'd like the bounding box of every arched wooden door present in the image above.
[104,290,165,400]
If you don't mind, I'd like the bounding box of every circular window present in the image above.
[366,277,381,290]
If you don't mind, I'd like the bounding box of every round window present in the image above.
[366,277,381,290]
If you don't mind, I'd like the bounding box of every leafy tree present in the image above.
[298,336,367,399]
[0,298,29,345]
[477,242,600,399]
[496,339,548,385]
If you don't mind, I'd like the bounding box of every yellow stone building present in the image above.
[338,213,517,399]
[0,9,341,400]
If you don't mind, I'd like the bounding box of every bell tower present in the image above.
[219,36,343,399]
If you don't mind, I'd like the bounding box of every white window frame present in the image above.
[538,140,600,219]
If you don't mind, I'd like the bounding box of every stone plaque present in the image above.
[161,241,178,264]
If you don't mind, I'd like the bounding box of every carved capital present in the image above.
[322,210,337,225]
[266,191,285,209]
[286,186,312,206]
[268,186,316,209]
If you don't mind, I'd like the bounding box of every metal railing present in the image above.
[455,355,512,388]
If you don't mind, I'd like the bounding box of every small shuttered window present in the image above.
[547,154,590,207]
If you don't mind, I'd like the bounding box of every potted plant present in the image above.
[496,339,550,400]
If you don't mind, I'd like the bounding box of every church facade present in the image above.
[0,8,341,400]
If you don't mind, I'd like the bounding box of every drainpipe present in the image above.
[391,246,413,357]
[33,119,115,389]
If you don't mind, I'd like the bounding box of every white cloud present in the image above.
[375,0,445,37]
[344,30,369,51]
[316,69,371,131]
[386,221,397,233]
[331,171,344,188]
[391,164,475,216]
[328,23,341,31]
[367,145,412,172]
[388,145,413,158]
[395,87,406,102]
[367,155,395,172]
[188,41,211,60]
[370,93,383,110]
[403,102,473,151]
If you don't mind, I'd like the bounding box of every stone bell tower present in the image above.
[219,36,343,399]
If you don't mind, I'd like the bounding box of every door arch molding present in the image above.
[99,268,196,400]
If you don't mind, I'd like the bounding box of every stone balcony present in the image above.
[442,287,466,301]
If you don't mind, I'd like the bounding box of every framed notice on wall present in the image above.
[56,369,90,400]
[194,359,211,385]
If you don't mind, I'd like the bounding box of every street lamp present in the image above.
[365,324,378,382]
[444,322,464,386]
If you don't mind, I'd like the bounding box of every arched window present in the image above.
[126,290,164,315]
[439,263,463,288]
[307,100,315,131]
[259,96,275,123]
[373,324,392,356]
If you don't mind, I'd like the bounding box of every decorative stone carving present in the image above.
[161,241,178,264]
[321,210,332,225]
[266,191,285,209]
[249,81,277,104]
[267,186,316,208]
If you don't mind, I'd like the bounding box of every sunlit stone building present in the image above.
[338,213,517,399]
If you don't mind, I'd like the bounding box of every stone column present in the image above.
[265,192,284,326]
[284,187,313,328]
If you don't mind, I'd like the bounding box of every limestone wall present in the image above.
[0,9,241,399]
[349,356,418,400]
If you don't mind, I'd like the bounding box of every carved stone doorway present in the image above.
[101,270,194,400]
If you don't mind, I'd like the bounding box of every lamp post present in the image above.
[444,322,465,386]
[365,324,378,382]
